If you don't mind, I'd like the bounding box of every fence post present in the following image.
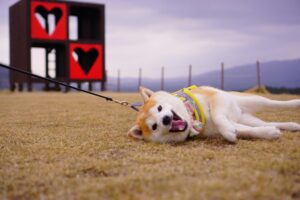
[256,60,261,89]
[161,66,164,90]
[188,64,192,86]
[221,62,224,90]
[101,70,108,91]
[117,69,120,92]
[138,68,142,91]
[88,82,93,91]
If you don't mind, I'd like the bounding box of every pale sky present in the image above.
[0,0,300,78]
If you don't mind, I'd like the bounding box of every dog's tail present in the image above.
[233,94,300,113]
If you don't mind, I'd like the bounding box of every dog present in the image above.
[127,85,300,143]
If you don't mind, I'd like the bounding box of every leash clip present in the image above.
[112,99,141,112]
[112,99,130,106]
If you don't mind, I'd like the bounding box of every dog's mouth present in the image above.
[170,110,188,132]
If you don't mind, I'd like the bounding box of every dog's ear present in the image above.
[139,86,154,102]
[127,124,143,140]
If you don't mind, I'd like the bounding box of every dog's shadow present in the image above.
[168,135,260,147]
[167,136,229,147]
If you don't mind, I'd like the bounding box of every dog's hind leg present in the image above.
[234,94,300,113]
[239,113,300,131]
[233,123,282,139]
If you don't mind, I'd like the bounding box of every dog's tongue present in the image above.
[170,120,187,132]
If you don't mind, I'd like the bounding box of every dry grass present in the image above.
[0,91,299,200]
[245,86,270,94]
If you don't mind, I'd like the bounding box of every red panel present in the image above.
[31,1,67,40]
[70,43,103,80]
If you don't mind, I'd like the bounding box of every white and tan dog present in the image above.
[128,86,300,143]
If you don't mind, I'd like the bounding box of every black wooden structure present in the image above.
[9,0,106,91]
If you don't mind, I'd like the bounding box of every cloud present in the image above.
[103,0,300,77]
[106,15,259,77]
[0,24,9,64]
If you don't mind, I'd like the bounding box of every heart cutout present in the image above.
[35,5,63,36]
[73,48,99,75]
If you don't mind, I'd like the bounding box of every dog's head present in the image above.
[128,87,196,143]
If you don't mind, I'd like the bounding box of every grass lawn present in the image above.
[0,91,299,200]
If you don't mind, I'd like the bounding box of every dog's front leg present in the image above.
[211,114,237,143]
[209,94,240,143]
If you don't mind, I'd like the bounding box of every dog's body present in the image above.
[128,86,300,143]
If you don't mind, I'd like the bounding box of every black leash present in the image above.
[0,63,141,111]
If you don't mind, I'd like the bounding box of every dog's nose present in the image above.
[162,116,172,126]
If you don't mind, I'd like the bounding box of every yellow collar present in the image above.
[172,85,206,134]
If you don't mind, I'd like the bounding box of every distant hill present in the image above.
[1,59,300,91]
[191,59,300,91]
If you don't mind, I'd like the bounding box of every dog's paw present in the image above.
[263,127,282,139]
[283,122,300,132]
[223,131,237,143]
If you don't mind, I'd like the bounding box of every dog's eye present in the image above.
[158,105,162,112]
[152,123,158,131]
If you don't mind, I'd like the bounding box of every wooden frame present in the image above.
[9,0,106,91]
